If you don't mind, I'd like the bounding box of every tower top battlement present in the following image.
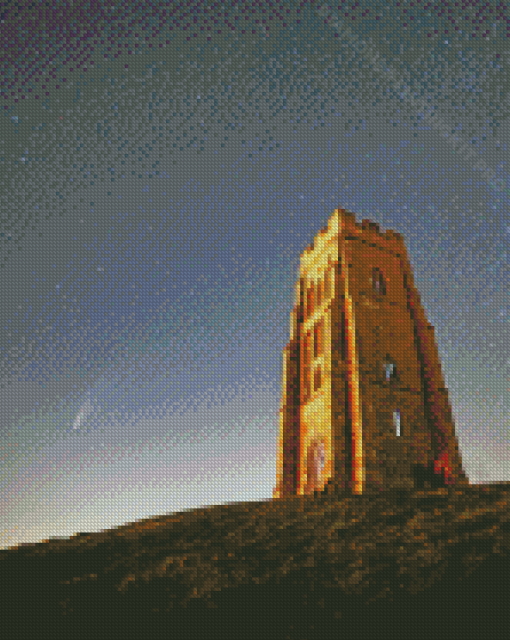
[301,208,405,275]
[303,208,404,252]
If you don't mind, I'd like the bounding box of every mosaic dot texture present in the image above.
[0,1,509,549]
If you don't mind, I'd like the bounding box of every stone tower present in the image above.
[273,208,469,498]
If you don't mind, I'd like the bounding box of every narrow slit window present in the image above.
[313,364,321,391]
[372,267,386,295]
[300,278,306,321]
[340,310,347,361]
[324,267,331,299]
[304,332,312,399]
[307,283,314,318]
[314,319,323,359]
[393,409,401,436]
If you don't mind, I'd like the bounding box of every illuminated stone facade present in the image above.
[274,208,469,498]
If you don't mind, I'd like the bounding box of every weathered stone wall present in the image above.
[274,208,469,498]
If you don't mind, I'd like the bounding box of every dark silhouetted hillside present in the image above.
[1,482,509,639]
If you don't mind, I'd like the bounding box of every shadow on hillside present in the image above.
[2,483,510,640]
[27,548,508,640]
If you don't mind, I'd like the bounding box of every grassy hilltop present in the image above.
[1,482,510,640]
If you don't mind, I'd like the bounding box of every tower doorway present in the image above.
[305,438,325,493]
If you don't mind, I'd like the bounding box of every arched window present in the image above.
[393,409,401,436]
[372,267,386,295]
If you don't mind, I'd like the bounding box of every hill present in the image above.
[1,482,509,639]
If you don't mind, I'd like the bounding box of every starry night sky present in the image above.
[1,1,509,550]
